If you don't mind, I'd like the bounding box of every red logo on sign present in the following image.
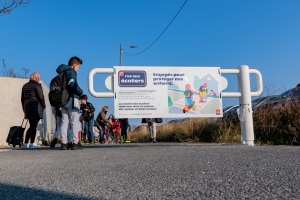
[216,109,220,115]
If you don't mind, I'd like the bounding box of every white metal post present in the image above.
[237,65,254,146]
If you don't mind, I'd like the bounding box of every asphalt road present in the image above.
[0,143,299,200]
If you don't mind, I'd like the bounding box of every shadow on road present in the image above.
[0,182,105,200]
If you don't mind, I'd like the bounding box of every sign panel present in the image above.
[114,66,223,118]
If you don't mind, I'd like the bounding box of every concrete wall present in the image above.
[0,77,53,146]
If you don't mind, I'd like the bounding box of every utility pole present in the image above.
[119,44,137,66]
[120,44,123,66]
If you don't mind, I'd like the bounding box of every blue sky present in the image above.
[1,0,300,126]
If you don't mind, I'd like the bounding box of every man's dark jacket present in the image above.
[21,80,46,119]
[120,118,129,128]
[80,102,95,120]
[95,107,109,127]
[141,118,163,123]
[56,64,83,99]
[152,118,163,123]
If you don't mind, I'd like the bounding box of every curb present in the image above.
[0,149,12,153]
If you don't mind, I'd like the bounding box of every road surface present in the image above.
[0,143,299,199]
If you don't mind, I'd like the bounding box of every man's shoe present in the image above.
[29,143,41,148]
[60,143,68,150]
[153,139,157,143]
[89,140,95,145]
[80,140,85,146]
[71,143,85,150]
[100,139,105,144]
[67,142,72,150]
[50,138,58,148]
[78,142,84,147]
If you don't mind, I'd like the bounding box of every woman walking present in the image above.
[21,72,46,148]
[142,118,163,143]
[120,118,129,142]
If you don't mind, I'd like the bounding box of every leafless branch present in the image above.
[1,58,29,78]
[0,0,30,15]
[21,67,30,78]
[2,59,8,76]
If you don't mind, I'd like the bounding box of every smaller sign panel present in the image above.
[118,71,147,87]
[114,66,223,118]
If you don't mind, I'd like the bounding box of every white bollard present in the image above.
[237,65,254,146]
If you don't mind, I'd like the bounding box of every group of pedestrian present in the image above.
[20,56,160,150]
[94,109,130,144]
[21,56,87,150]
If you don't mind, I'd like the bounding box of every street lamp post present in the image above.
[119,44,137,66]
[120,44,122,66]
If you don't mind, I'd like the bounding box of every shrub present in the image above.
[128,102,300,145]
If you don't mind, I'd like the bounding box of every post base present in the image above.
[241,140,254,146]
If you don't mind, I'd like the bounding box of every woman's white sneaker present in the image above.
[29,143,40,148]
[22,143,28,148]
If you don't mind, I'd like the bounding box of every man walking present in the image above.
[146,118,163,143]
[95,106,112,143]
[80,94,96,144]
[120,118,129,142]
[56,56,84,150]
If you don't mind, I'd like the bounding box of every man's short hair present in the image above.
[80,94,88,100]
[68,56,83,66]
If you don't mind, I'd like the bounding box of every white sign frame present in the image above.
[113,66,223,118]
[88,65,263,146]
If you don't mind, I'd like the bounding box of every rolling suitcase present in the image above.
[6,119,28,148]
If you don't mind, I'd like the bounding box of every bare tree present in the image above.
[21,67,30,78]
[2,59,30,78]
[2,59,18,77]
[0,0,30,15]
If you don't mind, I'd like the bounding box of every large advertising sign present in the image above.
[114,66,223,118]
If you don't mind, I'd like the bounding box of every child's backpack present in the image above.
[48,71,70,107]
